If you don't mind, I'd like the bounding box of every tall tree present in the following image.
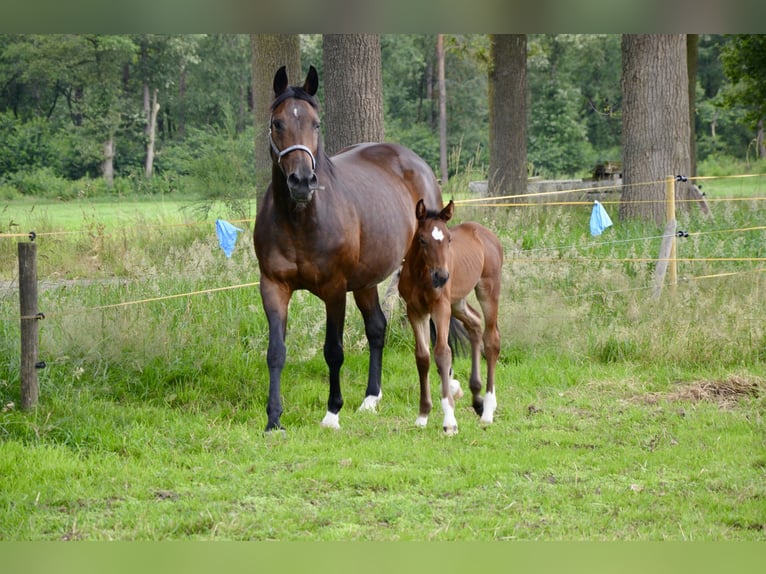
[436,34,448,183]
[251,34,300,193]
[619,34,691,225]
[687,34,699,177]
[488,34,527,197]
[322,34,383,154]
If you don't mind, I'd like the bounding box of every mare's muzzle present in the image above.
[270,132,319,204]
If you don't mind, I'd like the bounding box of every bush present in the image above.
[157,127,255,199]
[5,167,75,199]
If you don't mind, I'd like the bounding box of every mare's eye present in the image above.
[272,119,284,132]
[313,121,321,131]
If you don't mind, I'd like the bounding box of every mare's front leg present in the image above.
[432,302,457,435]
[407,312,432,427]
[354,286,386,412]
[321,291,347,429]
[260,278,292,432]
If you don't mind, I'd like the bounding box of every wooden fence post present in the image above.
[652,176,678,299]
[665,175,677,291]
[18,241,39,409]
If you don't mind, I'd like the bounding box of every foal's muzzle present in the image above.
[431,269,450,288]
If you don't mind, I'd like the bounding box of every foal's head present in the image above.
[414,199,455,288]
[270,65,322,205]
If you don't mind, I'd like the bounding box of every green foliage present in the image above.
[159,125,255,199]
[720,34,766,130]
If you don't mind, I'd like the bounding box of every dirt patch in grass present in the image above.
[641,375,762,409]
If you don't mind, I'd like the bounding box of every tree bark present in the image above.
[145,88,159,179]
[488,34,528,198]
[251,34,301,197]
[620,34,691,226]
[436,34,448,184]
[687,34,698,178]
[102,137,115,187]
[322,34,383,155]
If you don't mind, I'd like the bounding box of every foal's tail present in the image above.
[430,317,470,358]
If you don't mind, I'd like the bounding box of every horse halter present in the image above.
[268,126,317,172]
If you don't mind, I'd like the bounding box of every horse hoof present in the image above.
[358,391,382,412]
[321,411,341,429]
[263,427,287,438]
[415,415,429,428]
[443,425,458,436]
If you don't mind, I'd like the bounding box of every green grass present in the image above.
[1,177,765,540]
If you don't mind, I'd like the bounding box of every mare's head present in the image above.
[270,65,322,205]
[414,199,455,289]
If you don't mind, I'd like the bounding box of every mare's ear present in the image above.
[273,66,289,97]
[415,199,427,221]
[304,66,319,96]
[440,200,454,222]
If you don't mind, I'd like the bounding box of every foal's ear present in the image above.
[303,66,319,96]
[273,66,289,97]
[415,198,427,221]
[440,200,454,222]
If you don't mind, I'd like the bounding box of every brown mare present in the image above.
[398,199,503,434]
[254,66,443,432]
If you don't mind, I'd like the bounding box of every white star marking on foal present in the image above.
[431,227,444,241]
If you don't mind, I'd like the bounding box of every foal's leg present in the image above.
[451,299,485,417]
[320,291,347,429]
[407,312,433,427]
[476,282,501,424]
[354,286,386,412]
[432,302,458,435]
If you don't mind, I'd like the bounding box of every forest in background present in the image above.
[0,34,761,201]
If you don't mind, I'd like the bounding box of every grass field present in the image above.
[1,176,765,541]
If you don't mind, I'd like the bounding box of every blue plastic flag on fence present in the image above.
[589,200,613,236]
[215,219,243,258]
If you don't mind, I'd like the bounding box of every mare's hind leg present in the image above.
[451,299,485,417]
[353,286,386,412]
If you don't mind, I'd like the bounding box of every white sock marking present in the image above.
[358,390,382,412]
[480,391,497,424]
[321,411,340,429]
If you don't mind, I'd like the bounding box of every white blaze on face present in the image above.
[431,226,445,242]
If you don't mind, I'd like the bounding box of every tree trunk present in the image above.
[251,34,301,197]
[145,88,159,179]
[177,65,187,138]
[687,34,698,178]
[488,34,528,198]
[436,34,448,184]
[102,137,115,187]
[322,34,383,155]
[620,34,691,226]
